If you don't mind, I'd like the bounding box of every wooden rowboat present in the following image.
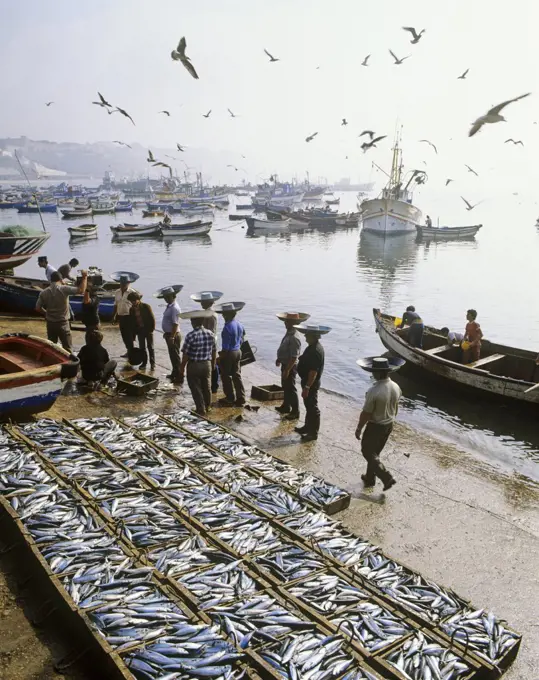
[246,216,291,231]
[159,220,212,236]
[61,207,92,218]
[110,223,161,238]
[68,224,98,240]
[416,224,482,241]
[373,308,539,405]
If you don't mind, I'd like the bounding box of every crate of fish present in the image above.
[351,551,406,591]
[172,445,230,466]
[279,509,343,543]
[182,498,260,533]
[256,631,384,680]
[121,623,244,679]
[164,409,207,427]
[99,493,193,548]
[317,533,379,569]
[295,471,351,515]
[123,413,164,430]
[197,458,257,491]
[376,630,477,680]
[62,461,143,501]
[136,460,204,491]
[70,417,124,442]
[116,372,159,396]
[178,560,263,610]
[207,594,315,649]
[238,483,306,518]
[330,600,413,657]
[216,520,285,556]
[162,484,233,516]
[241,452,303,486]
[148,536,238,579]
[253,544,328,585]
[438,608,521,673]
[16,418,75,446]
[45,533,128,580]
[283,573,372,617]
[145,430,203,456]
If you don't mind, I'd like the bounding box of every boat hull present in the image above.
[247,217,291,230]
[416,224,482,240]
[61,208,92,218]
[160,221,212,236]
[0,233,51,270]
[68,225,98,239]
[110,224,161,238]
[17,205,57,213]
[361,198,421,235]
[373,309,539,405]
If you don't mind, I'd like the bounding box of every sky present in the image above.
[0,0,537,195]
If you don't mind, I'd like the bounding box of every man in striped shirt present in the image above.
[179,311,217,415]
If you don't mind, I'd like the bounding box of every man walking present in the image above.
[355,356,405,491]
[294,323,331,442]
[156,285,183,382]
[36,270,87,351]
[179,310,217,415]
[191,290,223,393]
[38,255,57,282]
[113,275,138,357]
[214,301,246,406]
[275,312,310,420]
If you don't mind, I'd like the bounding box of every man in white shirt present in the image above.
[38,255,57,282]
[113,275,138,357]
[441,327,464,347]
[355,356,405,491]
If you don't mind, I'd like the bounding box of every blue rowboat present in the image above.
[17,204,57,213]
[114,202,133,212]
[0,275,116,321]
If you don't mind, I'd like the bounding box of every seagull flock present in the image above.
[42,27,532,205]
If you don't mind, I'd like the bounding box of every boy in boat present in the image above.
[463,309,483,363]
[398,305,424,349]
[78,330,117,389]
[440,327,464,347]
[425,215,433,227]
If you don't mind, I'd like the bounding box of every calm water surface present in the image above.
[2,189,539,480]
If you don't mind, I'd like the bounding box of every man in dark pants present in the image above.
[113,275,138,357]
[156,285,183,382]
[294,324,331,442]
[191,290,223,393]
[36,270,87,351]
[214,301,246,406]
[128,291,156,370]
[275,311,310,420]
[398,305,424,348]
[179,310,217,415]
[355,356,405,491]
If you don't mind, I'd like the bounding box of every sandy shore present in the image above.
[0,315,537,679]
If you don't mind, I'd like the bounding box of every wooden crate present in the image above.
[250,384,284,401]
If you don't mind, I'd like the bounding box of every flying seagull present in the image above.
[461,196,481,211]
[342,118,348,126]
[305,132,318,143]
[264,49,279,62]
[165,155,177,160]
[458,68,469,80]
[465,164,478,176]
[445,178,453,186]
[419,139,438,154]
[361,135,387,152]
[147,150,156,163]
[176,143,185,152]
[389,49,410,65]
[93,92,112,108]
[171,36,199,80]
[361,54,370,67]
[153,161,173,176]
[228,108,237,118]
[45,101,54,107]
[469,93,531,137]
[113,141,132,148]
[203,110,212,118]
[159,110,171,116]
[402,26,425,44]
[359,130,375,139]
[505,138,524,145]
[115,107,135,125]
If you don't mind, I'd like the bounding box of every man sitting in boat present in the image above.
[162,212,172,225]
[78,330,117,390]
[440,327,464,347]
[462,309,483,364]
[398,305,424,349]
[425,215,433,227]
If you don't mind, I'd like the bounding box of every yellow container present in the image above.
[394,317,402,327]
[461,341,471,351]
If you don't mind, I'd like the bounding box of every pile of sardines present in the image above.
[0,413,521,680]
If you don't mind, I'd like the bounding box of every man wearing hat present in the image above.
[214,302,246,406]
[159,287,182,382]
[295,324,330,442]
[191,291,223,393]
[355,356,405,491]
[178,310,217,415]
[275,312,310,419]
[113,275,138,357]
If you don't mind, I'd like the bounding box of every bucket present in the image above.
[461,341,471,351]
[394,317,402,327]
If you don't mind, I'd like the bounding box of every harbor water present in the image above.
[2,189,539,482]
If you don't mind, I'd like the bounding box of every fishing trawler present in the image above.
[359,137,425,236]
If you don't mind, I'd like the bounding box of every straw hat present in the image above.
[294,323,331,335]
[110,270,140,283]
[154,284,183,299]
[179,309,213,319]
[276,312,311,323]
[356,356,405,373]
[214,301,246,313]
[190,291,223,302]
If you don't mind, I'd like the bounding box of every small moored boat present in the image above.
[142,209,166,218]
[114,202,133,213]
[159,220,212,236]
[246,216,291,231]
[0,333,79,418]
[373,309,539,406]
[61,207,92,218]
[18,203,57,213]
[110,223,161,238]
[415,224,482,241]
[68,224,98,240]
[91,201,117,215]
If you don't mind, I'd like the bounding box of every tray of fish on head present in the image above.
[121,623,245,680]
[438,608,522,671]
[252,544,328,586]
[256,630,383,680]
[377,630,477,680]
[99,492,194,549]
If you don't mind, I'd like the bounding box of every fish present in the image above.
[332,601,411,651]
[386,632,471,679]
[287,574,369,614]
[254,544,326,581]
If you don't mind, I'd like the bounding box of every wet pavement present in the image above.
[0,314,537,679]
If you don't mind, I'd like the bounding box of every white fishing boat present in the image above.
[110,223,161,238]
[159,220,212,236]
[180,205,215,216]
[68,224,98,240]
[248,216,291,231]
[61,206,92,218]
[360,138,424,236]
[416,224,482,241]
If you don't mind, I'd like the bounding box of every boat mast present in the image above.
[388,132,402,197]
